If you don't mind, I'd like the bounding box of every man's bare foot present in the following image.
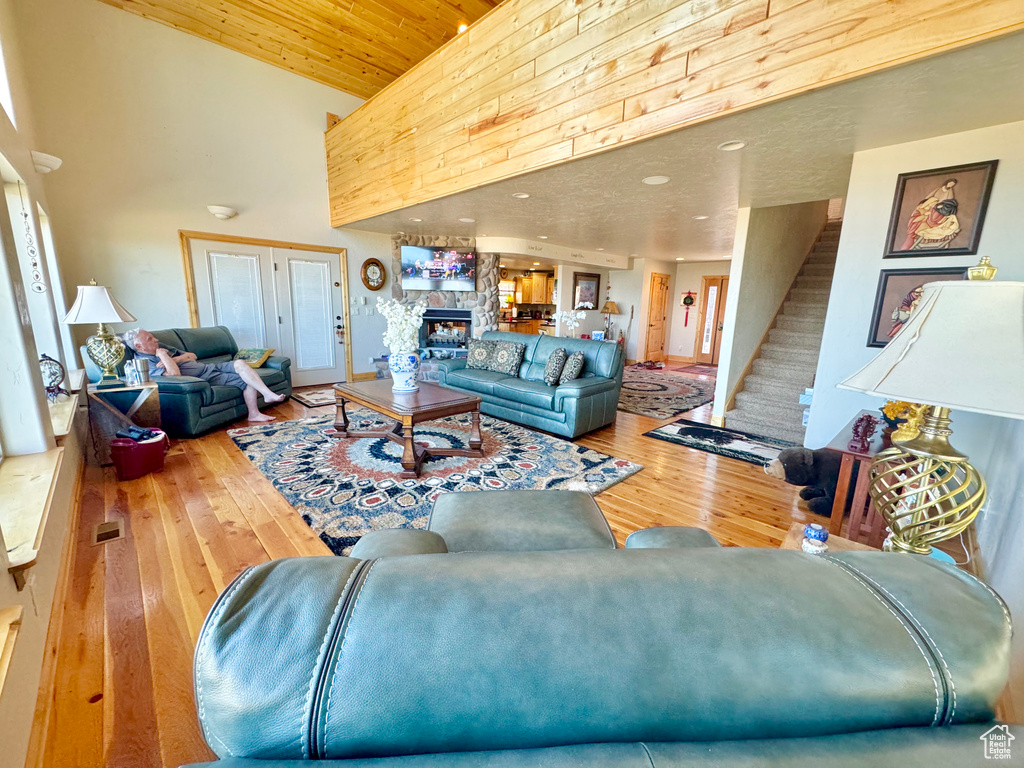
[265,392,286,404]
[248,413,276,422]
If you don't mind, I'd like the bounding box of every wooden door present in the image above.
[643,272,671,362]
[546,276,555,303]
[694,275,730,365]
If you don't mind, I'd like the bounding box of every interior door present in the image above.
[644,272,671,362]
[273,248,348,387]
[695,275,730,365]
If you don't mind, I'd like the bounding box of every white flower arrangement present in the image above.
[554,301,594,338]
[377,298,428,354]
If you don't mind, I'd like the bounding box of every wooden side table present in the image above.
[825,409,891,546]
[779,522,876,553]
[87,382,161,466]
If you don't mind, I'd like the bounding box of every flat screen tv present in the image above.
[400,246,477,292]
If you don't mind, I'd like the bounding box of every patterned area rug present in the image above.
[645,418,797,465]
[229,410,642,555]
[618,369,717,419]
[292,387,336,408]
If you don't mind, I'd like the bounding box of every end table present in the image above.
[87,382,161,466]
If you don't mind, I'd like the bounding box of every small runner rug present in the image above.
[645,418,797,465]
[229,409,642,555]
[618,369,717,419]
[291,387,337,408]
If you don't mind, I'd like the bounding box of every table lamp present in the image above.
[600,300,620,336]
[838,260,1024,556]
[62,281,136,388]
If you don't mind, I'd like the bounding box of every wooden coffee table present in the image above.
[332,380,484,479]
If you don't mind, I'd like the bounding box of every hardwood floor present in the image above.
[34,381,850,766]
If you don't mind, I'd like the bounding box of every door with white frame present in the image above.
[186,237,349,387]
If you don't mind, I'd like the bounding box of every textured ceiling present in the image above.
[95,0,502,99]
[347,32,1024,262]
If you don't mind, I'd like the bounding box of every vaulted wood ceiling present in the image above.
[96,0,503,100]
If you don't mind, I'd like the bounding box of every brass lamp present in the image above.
[838,262,1024,556]
[62,282,136,388]
[600,300,620,336]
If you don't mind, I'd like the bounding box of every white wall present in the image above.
[712,201,828,419]
[806,121,1024,715]
[608,262,643,360]
[667,260,732,361]
[554,264,610,337]
[15,0,392,376]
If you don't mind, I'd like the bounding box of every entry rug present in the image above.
[618,369,717,419]
[229,410,642,555]
[645,418,797,465]
[291,387,337,408]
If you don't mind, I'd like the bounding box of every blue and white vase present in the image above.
[389,352,421,393]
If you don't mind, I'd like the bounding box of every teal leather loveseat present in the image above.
[187,491,1013,768]
[83,326,291,437]
[434,331,624,438]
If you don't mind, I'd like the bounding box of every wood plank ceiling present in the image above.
[95,0,504,99]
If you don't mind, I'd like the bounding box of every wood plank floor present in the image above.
[32,376,888,765]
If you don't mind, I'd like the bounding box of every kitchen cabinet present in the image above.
[546,276,555,304]
[515,276,534,304]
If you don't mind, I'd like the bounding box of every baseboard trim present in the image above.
[350,372,377,382]
[667,355,695,364]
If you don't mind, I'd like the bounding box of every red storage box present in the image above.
[110,430,169,481]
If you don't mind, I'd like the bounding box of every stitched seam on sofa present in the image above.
[323,559,379,757]
[194,565,261,758]
[837,558,958,725]
[817,556,942,726]
[638,742,657,768]
[302,563,363,759]
[957,569,1013,632]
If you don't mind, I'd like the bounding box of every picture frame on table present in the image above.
[571,273,600,309]
[591,330,605,341]
[882,160,998,258]
[867,267,968,348]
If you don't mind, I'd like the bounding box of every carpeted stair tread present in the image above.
[782,302,828,319]
[725,410,807,444]
[767,328,824,349]
[776,315,826,333]
[734,391,807,420]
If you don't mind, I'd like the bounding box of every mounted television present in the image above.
[400,246,477,292]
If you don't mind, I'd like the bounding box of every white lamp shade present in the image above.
[838,280,1024,420]
[62,285,137,324]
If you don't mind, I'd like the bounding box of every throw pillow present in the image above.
[559,351,586,384]
[543,348,568,386]
[488,340,526,376]
[233,348,274,368]
[466,339,496,369]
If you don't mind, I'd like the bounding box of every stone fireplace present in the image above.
[419,308,473,355]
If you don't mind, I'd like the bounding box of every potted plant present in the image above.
[377,298,428,392]
[554,302,593,338]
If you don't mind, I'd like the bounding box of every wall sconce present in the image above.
[31,151,62,174]
[207,205,238,220]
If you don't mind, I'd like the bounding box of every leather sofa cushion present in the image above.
[208,385,242,406]
[492,378,557,409]
[151,329,184,350]
[349,530,448,559]
[625,526,722,549]
[256,368,286,387]
[445,368,509,395]
[177,325,238,359]
[428,490,615,552]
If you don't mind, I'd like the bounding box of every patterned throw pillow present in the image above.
[466,339,497,369]
[488,340,526,376]
[559,351,586,384]
[543,348,568,386]
[234,348,274,368]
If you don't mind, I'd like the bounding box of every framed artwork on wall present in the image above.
[571,273,600,309]
[867,267,968,347]
[882,160,998,258]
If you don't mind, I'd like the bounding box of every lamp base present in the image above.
[95,373,124,389]
[86,322,127,389]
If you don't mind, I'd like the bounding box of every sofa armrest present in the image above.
[155,375,210,395]
[262,355,290,372]
[554,377,618,409]
[434,358,467,385]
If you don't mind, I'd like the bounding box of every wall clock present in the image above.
[360,258,386,291]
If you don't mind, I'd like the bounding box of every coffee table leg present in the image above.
[469,410,483,453]
[334,397,349,436]
[400,423,418,477]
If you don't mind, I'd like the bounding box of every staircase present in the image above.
[725,220,841,444]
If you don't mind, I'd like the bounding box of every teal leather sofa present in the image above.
[434,331,624,438]
[187,491,1013,767]
[83,326,291,437]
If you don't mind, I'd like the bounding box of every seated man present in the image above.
[123,329,285,423]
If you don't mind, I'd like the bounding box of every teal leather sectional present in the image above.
[434,331,624,438]
[186,491,1013,767]
[83,326,291,437]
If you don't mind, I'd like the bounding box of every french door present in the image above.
[695,275,729,365]
[185,236,349,387]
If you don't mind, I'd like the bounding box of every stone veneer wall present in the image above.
[390,234,499,336]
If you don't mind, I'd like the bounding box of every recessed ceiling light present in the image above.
[457,21,469,33]
[537,235,548,239]
[642,175,670,185]
[458,217,476,223]
[630,253,639,258]
[396,231,405,235]
[512,192,530,199]
[410,217,423,222]
[596,248,605,251]
[693,215,709,220]
[717,140,746,152]
[675,257,685,261]
[479,233,488,237]
[532,262,540,266]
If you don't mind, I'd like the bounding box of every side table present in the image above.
[779,522,876,553]
[825,409,890,546]
[87,382,161,466]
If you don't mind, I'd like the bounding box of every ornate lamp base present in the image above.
[86,322,127,389]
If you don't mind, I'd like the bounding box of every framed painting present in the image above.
[867,267,968,347]
[571,273,600,309]
[883,160,998,258]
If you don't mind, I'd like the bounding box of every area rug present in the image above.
[673,364,718,376]
[645,419,797,465]
[291,387,336,408]
[618,369,717,419]
[229,410,642,555]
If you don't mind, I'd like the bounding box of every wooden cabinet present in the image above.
[515,276,534,304]
[513,273,554,307]
[546,276,555,304]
